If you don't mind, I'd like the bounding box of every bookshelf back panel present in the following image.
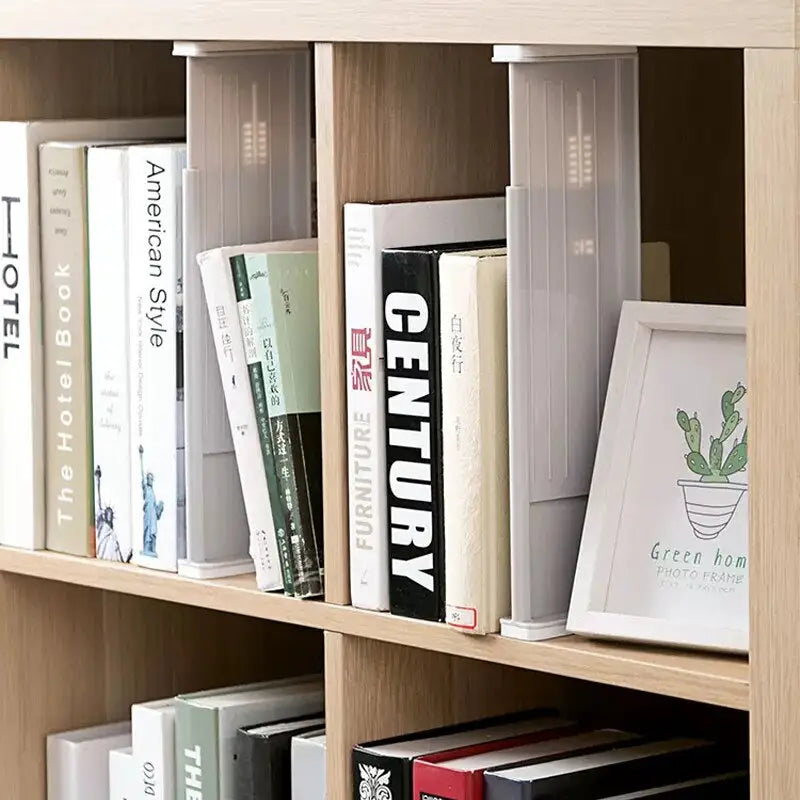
[0,40,184,120]
[0,574,322,799]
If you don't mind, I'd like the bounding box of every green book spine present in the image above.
[245,252,323,599]
[230,254,296,596]
[175,699,220,800]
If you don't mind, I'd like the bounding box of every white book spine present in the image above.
[344,204,389,610]
[129,145,187,572]
[89,147,134,563]
[440,253,510,634]
[109,746,135,800]
[197,248,283,591]
[0,123,44,549]
[132,704,175,800]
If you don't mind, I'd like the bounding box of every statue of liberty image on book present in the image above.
[94,465,133,563]
[139,444,165,558]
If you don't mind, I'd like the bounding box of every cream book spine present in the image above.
[88,146,134,563]
[344,196,506,610]
[440,249,510,634]
[131,698,176,800]
[197,246,282,591]
[39,142,95,556]
[129,143,187,572]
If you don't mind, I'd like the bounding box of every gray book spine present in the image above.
[176,700,220,800]
[39,143,94,556]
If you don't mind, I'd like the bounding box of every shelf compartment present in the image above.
[0,548,748,710]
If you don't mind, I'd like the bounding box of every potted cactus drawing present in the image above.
[676,383,748,540]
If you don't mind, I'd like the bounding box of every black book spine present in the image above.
[382,250,445,621]
[352,749,412,800]
[234,729,258,800]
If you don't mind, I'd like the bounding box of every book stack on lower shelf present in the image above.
[47,674,326,800]
[351,709,748,800]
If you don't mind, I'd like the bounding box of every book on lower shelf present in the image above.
[47,720,132,800]
[175,674,324,800]
[131,696,176,800]
[236,714,325,799]
[291,730,327,800]
[108,746,135,800]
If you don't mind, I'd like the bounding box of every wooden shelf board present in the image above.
[0,548,748,710]
[0,0,792,48]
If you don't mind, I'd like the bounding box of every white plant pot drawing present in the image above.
[677,480,747,540]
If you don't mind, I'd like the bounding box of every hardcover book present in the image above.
[382,240,503,621]
[128,142,187,572]
[175,675,323,800]
[413,728,638,800]
[47,720,132,800]
[235,244,323,598]
[0,116,183,552]
[352,710,554,800]
[439,247,509,634]
[344,197,505,611]
[131,697,176,800]
[109,746,135,800]
[483,738,734,799]
[291,730,326,800]
[235,714,324,800]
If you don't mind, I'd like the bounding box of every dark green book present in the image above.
[230,253,295,595]
[244,248,323,599]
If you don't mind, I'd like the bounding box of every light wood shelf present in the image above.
[0,548,749,711]
[0,0,792,48]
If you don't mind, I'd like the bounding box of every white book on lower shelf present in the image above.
[47,720,132,800]
[291,730,326,800]
[131,697,176,800]
[108,746,135,800]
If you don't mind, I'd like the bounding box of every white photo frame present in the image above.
[567,301,748,653]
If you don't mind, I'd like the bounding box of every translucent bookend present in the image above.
[174,41,313,579]
[493,45,641,640]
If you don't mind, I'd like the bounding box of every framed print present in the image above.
[566,301,748,653]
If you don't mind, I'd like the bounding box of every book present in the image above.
[352,710,556,800]
[89,134,182,564]
[235,714,324,799]
[128,142,187,572]
[383,239,503,621]
[413,728,640,800]
[344,197,506,611]
[291,730,326,800]
[598,771,749,798]
[131,696,176,800]
[439,247,509,634]
[109,746,135,800]
[46,720,132,800]
[197,242,290,591]
[483,738,733,799]
[175,675,323,800]
[0,116,183,551]
[232,242,323,598]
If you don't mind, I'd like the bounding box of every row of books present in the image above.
[0,114,324,597]
[352,708,747,800]
[47,674,326,800]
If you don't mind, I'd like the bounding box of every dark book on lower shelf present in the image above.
[235,714,325,800]
[352,708,556,800]
[598,770,749,799]
[483,738,740,799]
[381,239,504,621]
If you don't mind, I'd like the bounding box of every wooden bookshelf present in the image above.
[0,0,790,47]
[0,15,791,800]
[0,548,749,710]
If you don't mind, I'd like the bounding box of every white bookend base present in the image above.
[177,556,255,580]
[500,615,570,642]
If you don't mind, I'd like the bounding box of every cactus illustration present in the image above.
[676,383,747,484]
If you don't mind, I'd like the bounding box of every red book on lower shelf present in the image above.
[413,728,641,800]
